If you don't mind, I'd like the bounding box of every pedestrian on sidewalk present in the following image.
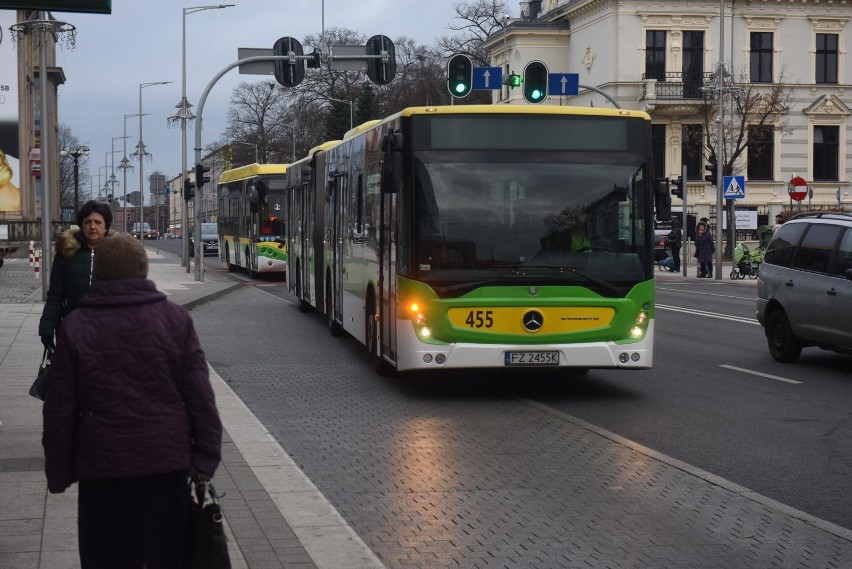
[42,233,223,569]
[665,217,683,271]
[694,221,715,278]
[38,200,113,351]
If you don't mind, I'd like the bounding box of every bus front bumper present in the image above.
[394,321,655,372]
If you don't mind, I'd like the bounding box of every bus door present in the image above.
[329,175,344,320]
[378,191,398,364]
[299,181,312,304]
[311,153,327,312]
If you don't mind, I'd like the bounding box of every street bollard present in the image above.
[34,250,40,279]
[29,241,34,267]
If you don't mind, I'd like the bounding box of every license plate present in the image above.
[504,351,559,366]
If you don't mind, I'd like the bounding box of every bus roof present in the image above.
[308,140,342,155]
[218,163,287,185]
[390,104,651,122]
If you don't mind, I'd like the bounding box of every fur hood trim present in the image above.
[56,227,117,259]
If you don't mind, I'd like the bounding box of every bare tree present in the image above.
[437,0,508,64]
[219,81,292,165]
[700,66,796,255]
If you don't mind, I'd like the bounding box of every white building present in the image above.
[485,0,851,228]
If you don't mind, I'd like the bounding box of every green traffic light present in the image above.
[509,74,521,88]
[455,82,467,94]
[531,89,543,100]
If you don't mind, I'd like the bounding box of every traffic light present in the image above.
[505,73,521,88]
[446,54,473,98]
[272,36,305,87]
[195,163,210,190]
[365,35,397,85]
[704,158,718,187]
[183,178,195,202]
[523,60,548,103]
[670,176,684,199]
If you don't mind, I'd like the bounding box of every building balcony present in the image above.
[641,72,716,116]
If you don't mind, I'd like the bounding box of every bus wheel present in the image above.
[326,282,344,337]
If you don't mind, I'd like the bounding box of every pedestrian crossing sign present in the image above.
[723,176,746,199]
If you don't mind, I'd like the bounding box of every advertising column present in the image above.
[0,11,22,214]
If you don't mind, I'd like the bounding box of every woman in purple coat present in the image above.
[42,234,222,569]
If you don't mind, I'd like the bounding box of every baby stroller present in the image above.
[730,242,759,279]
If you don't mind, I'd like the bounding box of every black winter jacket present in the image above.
[38,228,113,338]
[42,278,222,493]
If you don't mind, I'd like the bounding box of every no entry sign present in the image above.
[788,176,809,201]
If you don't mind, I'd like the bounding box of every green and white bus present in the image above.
[218,163,288,277]
[285,105,670,373]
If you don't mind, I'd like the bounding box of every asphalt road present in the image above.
[170,238,852,533]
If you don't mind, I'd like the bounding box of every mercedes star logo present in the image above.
[522,310,544,333]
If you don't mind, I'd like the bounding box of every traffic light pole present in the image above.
[191,55,295,281]
[682,164,688,277]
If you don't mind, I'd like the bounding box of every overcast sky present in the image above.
[52,0,468,199]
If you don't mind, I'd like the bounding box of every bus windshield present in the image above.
[260,177,286,237]
[411,151,651,294]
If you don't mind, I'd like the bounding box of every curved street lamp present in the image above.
[59,145,90,216]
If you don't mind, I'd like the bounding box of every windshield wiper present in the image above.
[518,264,624,294]
[432,277,524,294]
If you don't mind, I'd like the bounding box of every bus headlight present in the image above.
[418,326,432,339]
[629,310,649,340]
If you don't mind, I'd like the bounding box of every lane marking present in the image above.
[656,304,760,325]
[718,364,803,384]
[657,286,756,301]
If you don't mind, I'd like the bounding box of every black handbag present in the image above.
[185,478,231,569]
[29,347,52,401]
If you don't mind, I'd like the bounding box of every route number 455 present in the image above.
[465,310,494,328]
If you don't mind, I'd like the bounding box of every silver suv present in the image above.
[757,211,852,362]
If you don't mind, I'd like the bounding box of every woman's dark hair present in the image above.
[77,200,113,231]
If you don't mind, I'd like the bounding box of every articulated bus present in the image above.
[285,105,671,374]
[217,163,288,278]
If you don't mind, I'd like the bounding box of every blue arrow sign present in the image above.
[473,67,502,90]
[723,175,746,199]
[548,73,579,96]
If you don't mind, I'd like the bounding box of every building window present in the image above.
[813,125,839,181]
[682,31,704,98]
[682,124,702,180]
[750,32,773,83]
[747,125,774,180]
[651,124,666,180]
[645,31,666,81]
[816,34,838,84]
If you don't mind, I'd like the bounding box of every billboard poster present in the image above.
[0,10,22,213]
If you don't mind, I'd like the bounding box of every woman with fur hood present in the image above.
[39,200,114,350]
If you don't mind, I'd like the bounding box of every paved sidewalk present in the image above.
[0,248,383,569]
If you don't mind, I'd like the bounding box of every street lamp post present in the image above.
[110,136,129,226]
[119,114,146,233]
[328,97,354,131]
[59,146,90,216]
[134,81,172,249]
[173,4,235,272]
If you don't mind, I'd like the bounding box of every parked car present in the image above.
[756,211,852,362]
[189,222,219,257]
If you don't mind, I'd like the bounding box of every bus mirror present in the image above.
[381,131,403,194]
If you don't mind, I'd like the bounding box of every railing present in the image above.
[642,72,715,100]
[0,221,71,256]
